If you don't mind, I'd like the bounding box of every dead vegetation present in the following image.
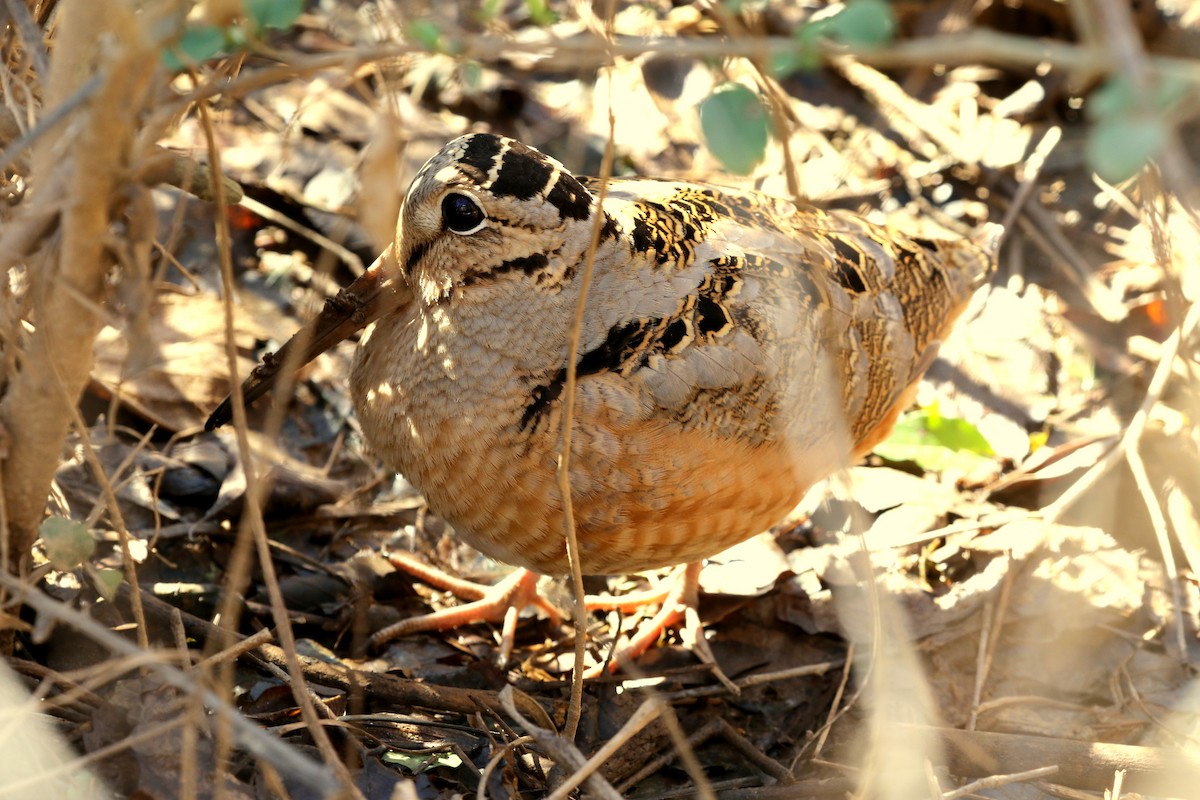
[2,0,1200,797]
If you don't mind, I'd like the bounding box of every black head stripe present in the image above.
[458,134,504,181]
[452,135,592,221]
[489,143,555,200]
[546,175,591,220]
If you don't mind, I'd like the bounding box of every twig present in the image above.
[1109,768,1125,799]
[0,0,157,646]
[238,195,363,276]
[711,718,793,785]
[477,734,534,800]
[969,561,1016,730]
[615,717,720,794]
[942,765,1059,799]
[174,31,1200,117]
[916,724,1200,795]
[193,627,274,670]
[663,658,845,701]
[546,697,664,800]
[813,645,854,760]
[498,686,623,800]
[65,413,148,650]
[2,0,49,78]
[0,572,339,795]
[196,97,359,797]
[555,0,618,741]
[656,701,718,800]
[998,126,1062,240]
[0,74,101,174]
[1126,442,1187,659]
[1042,300,1200,524]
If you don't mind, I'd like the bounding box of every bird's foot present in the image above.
[374,554,734,688]
[370,552,561,667]
[586,562,737,692]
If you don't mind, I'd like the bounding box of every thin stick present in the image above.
[238,195,364,276]
[498,687,623,800]
[555,0,618,741]
[196,98,359,796]
[545,698,664,800]
[966,598,993,732]
[0,572,339,795]
[476,735,533,800]
[64,412,148,650]
[1042,301,1200,524]
[942,765,1059,799]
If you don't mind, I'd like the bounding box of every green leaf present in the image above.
[777,0,892,78]
[87,566,124,602]
[1089,75,1190,121]
[1087,116,1166,183]
[1088,77,1136,120]
[700,83,769,175]
[162,24,227,70]
[39,516,94,570]
[873,406,995,473]
[775,17,834,76]
[407,19,444,52]
[1153,74,1191,113]
[382,750,464,773]
[245,0,304,31]
[827,0,896,46]
[524,0,557,25]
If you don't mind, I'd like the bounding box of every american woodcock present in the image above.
[208,132,999,664]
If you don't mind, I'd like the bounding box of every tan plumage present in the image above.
[211,132,997,578]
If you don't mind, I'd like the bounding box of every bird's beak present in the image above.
[205,248,413,431]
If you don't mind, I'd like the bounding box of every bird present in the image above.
[208,132,999,672]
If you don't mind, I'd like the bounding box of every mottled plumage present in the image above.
[210,132,997,577]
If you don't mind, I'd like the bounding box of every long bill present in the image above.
[205,249,412,431]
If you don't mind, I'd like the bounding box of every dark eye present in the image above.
[442,192,486,234]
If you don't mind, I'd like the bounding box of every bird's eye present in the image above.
[442,192,486,235]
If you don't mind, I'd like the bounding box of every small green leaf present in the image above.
[873,406,995,472]
[162,24,227,70]
[827,0,896,46]
[382,750,464,773]
[1089,75,1190,121]
[1087,116,1166,183]
[87,565,124,602]
[407,19,444,52]
[1153,74,1191,113]
[39,516,94,570]
[524,0,557,26]
[245,0,304,31]
[700,83,769,175]
[775,17,834,76]
[1088,77,1136,120]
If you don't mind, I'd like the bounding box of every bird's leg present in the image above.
[584,561,734,691]
[375,555,733,685]
[370,552,561,667]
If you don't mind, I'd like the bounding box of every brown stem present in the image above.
[0,1,162,614]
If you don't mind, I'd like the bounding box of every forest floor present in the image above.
[5,0,1200,798]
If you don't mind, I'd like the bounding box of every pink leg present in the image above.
[584,562,702,678]
[371,553,561,666]
[376,555,722,681]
